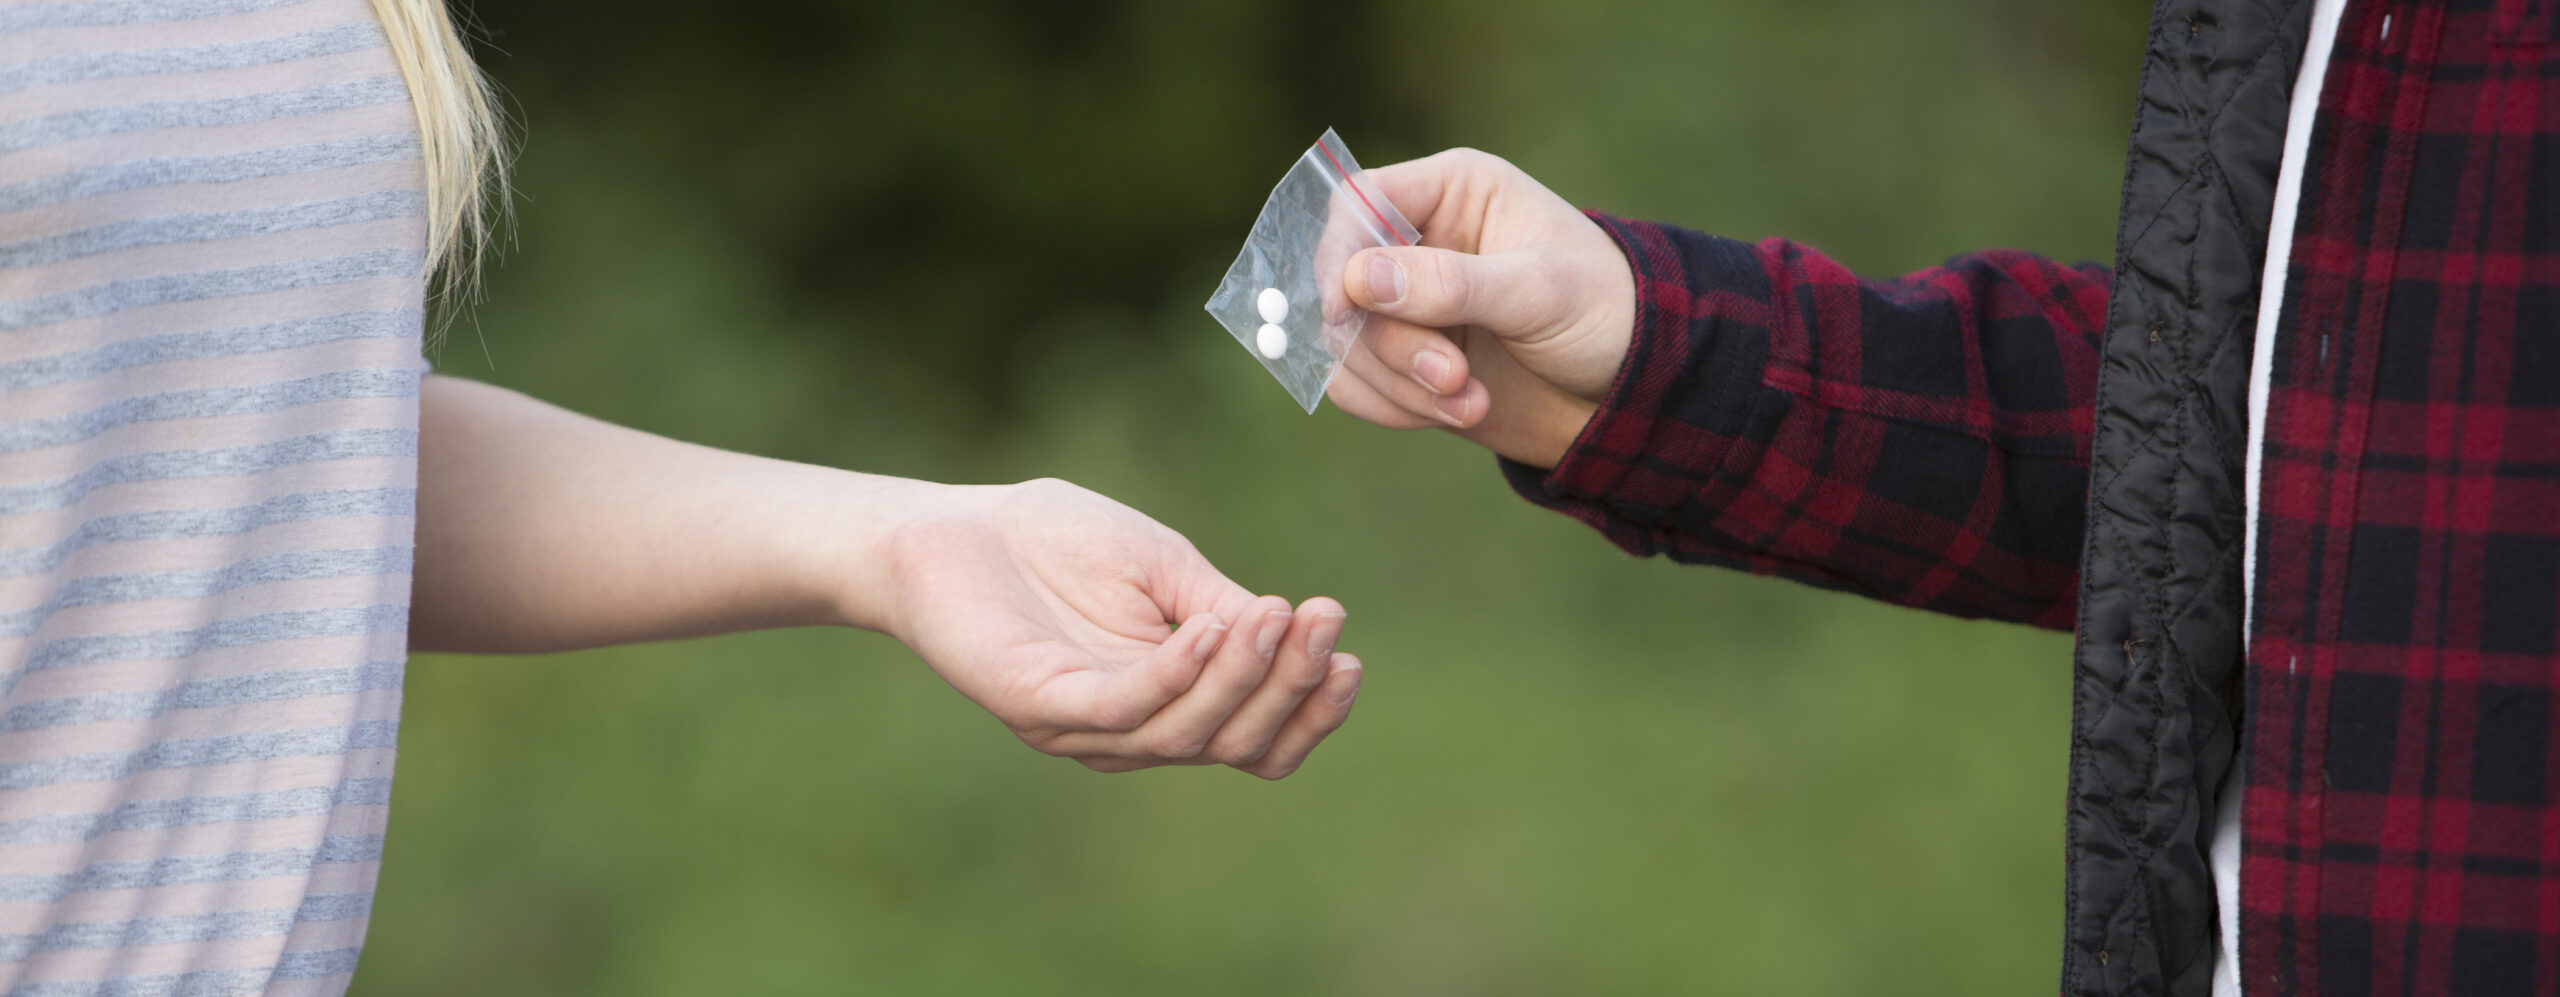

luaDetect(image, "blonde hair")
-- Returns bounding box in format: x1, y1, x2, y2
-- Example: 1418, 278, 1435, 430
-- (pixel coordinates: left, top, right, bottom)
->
366, 0, 508, 313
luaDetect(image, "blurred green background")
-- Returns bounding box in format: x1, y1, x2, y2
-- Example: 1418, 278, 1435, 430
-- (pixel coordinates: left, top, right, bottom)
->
357, 1, 2149, 993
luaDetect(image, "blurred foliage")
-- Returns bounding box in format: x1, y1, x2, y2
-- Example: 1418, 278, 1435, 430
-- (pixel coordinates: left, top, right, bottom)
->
358, 0, 2150, 994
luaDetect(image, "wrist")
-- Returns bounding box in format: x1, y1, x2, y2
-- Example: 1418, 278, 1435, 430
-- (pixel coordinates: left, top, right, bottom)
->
1486, 213, 1640, 468
810, 473, 968, 635
1474, 388, 1598, 470
1470, 370, 1609, 472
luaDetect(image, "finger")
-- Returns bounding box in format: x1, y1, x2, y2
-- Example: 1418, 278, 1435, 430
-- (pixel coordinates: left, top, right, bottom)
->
1046, 596, 1293, 761
1364, 158, 1453, 231
1132, 532, 1264, 649
1345, 245, 1568, 340
1361, 314, 1473, 397
1204, 597, 1345, 766
1340, 332, 1490, 429
1324, 364, 1442, 431
1365, 147, 1508, 234
1244, 652, 1363, 780
1026, 612, 1227, 734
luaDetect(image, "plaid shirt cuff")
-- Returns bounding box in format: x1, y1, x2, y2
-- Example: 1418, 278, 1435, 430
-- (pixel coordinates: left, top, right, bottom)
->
1498, 213, 2103, 629
1499, 212, 1773, 560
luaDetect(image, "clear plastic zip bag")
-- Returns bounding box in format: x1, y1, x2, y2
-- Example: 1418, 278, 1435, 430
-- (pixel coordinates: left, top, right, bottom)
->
1204, 129, 1422, 413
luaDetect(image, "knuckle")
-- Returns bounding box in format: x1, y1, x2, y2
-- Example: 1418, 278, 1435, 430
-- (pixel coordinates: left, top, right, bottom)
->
1014, 727, 1062, 752
1003, 477, 1091, 513
1222, 657, 1277, 693
1208, 735, 1275, 768
1446, 147, 1506, 172
1424, 252, 1474, 317
1093, 703, 1148, 734
1144, 729, 1208, 760
1149, 667, 1196, 705
1282, 667, 1328, 700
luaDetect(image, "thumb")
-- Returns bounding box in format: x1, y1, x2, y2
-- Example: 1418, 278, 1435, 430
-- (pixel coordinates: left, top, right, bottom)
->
1345, 245, 1569, 340
1144, 534, 1261, 637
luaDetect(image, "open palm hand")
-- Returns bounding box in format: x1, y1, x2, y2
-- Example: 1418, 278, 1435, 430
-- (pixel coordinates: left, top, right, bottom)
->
881, 479, 1359, 778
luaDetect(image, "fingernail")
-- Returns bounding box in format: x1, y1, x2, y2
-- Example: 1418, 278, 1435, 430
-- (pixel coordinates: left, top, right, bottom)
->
1325, 664, 1362, 705
1308, 611, 1347, 659
1366, 254, 1405, 305
1254, 609, 1291, 657
1194, 621, 1229, 661
1412, 350, 1451, 393
1432, 392, 1469, 426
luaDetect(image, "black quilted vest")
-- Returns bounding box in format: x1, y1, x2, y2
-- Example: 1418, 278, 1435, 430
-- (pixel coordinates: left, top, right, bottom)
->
2063, 1, 2316, 994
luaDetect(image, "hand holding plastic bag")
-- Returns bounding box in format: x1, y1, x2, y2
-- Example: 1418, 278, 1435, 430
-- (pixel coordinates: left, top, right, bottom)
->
1204, 130, 1421, 412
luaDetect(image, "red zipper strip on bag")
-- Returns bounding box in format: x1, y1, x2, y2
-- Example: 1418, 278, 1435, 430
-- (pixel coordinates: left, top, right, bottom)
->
1313, 139, 1411, 247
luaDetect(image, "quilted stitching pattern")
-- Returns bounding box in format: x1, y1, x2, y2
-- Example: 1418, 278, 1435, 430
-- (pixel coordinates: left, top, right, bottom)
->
2064, 1, 2315, 994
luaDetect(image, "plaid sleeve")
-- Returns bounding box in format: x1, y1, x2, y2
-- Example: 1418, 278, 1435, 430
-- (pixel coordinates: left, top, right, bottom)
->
1500, 214, 2110, 630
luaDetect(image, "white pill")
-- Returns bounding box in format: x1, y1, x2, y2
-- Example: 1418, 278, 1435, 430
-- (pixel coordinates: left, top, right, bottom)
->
1257, 287, 1290, 324
1256, 323, 1288, 359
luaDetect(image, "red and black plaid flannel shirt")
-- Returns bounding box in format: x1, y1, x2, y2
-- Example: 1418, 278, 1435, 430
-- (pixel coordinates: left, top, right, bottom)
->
1502, 1, 2560, 991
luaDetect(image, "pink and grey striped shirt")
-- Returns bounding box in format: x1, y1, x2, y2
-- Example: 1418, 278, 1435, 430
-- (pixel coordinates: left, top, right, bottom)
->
0, 0, 425, 993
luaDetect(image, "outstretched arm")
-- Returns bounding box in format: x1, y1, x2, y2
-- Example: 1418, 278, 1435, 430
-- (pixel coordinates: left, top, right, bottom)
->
1332, 150, 2109, 629
411, 375, 1360, 778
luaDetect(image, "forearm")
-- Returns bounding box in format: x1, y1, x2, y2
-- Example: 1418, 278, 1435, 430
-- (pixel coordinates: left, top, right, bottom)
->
408, 377, 1364, 776
409, 375, 912, 653
1511, 219, 2110, 628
